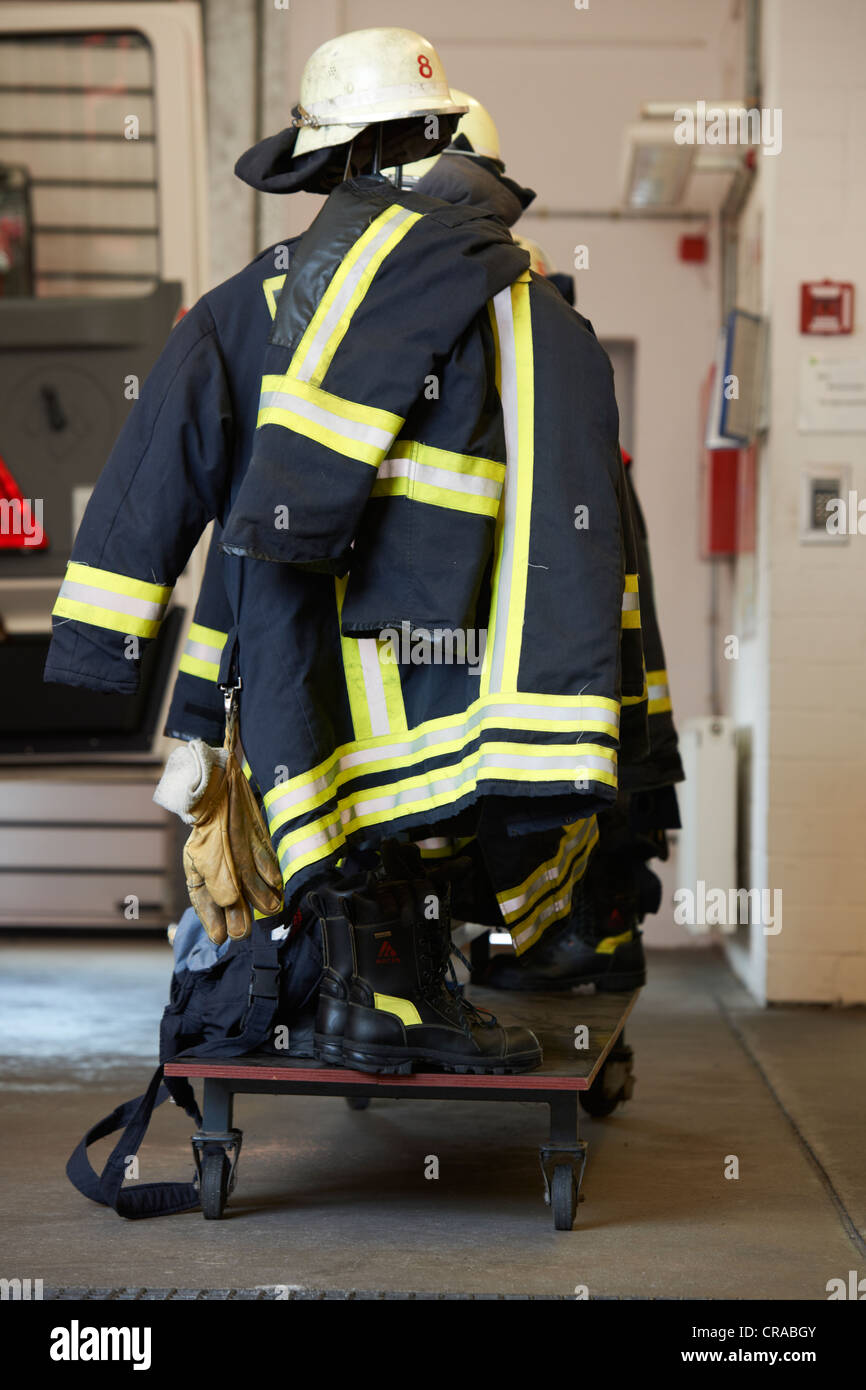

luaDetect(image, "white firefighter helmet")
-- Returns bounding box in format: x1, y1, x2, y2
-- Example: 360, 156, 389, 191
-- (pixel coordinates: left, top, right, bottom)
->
293, 28, 468, 156
386, 88, 502, 186
513, 234, 554, 277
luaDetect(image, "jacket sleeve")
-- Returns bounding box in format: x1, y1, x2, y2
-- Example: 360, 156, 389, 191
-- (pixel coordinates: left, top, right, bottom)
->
220, 185, 527, 568
44, 301, 234, 694
163, 524, 234, 743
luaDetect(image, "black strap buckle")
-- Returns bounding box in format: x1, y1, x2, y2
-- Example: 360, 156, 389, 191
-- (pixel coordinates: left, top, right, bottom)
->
248, 963, 280, 1005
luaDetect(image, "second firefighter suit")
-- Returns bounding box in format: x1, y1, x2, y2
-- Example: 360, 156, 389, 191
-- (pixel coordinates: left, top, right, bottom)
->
47, 176, 642, 950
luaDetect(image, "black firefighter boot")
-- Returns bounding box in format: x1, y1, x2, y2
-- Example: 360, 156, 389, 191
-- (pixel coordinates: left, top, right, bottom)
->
481, 827, 659, 993
311, 853, 542, 1075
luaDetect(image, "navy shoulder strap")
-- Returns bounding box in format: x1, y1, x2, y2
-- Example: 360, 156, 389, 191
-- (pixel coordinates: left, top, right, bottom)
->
66, 934, 282, 1219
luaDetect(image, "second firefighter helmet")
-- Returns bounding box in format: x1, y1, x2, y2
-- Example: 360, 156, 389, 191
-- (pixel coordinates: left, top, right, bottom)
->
387, 88, 502, 187
513, 234, 555, 277
292, 28, 468, 156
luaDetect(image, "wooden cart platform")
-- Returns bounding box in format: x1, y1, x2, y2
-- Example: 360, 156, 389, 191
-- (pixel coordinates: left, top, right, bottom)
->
165, 986, 639, 1230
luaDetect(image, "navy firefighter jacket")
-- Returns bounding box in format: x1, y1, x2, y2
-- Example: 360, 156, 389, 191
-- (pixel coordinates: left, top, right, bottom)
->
45, 176, 640, 927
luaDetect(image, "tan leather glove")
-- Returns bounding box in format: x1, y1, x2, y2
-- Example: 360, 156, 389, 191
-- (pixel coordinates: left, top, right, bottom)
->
183, 754, 283, 944
155, 737, 283, 944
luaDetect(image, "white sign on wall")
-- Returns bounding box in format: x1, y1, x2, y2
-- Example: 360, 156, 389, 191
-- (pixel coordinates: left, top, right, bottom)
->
798, 354, 866, 433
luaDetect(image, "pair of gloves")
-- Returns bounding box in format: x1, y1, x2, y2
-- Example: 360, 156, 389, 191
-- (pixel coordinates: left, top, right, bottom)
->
154, 737, 283, 943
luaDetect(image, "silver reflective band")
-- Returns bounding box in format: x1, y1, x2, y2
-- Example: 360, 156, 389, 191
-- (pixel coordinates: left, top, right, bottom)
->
268, 768, 337, 824
184, 639, 222, 665
487, 285, 519, 693
344, 750, 613, 823
621, 591, 640, 611
278, 818, 343, 868
259, 390, 393, 454
357, 638, 392, 738
58, 579, 165, 622
498, 823, 595, 919
512, 888, 573, 948
377, 455, 503, 501
294, 208, 419, 384
267, 699, 619, 827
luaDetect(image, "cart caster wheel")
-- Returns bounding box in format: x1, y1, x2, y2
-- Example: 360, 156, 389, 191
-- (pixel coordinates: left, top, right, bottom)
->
551, 1164, 578, 1231
200, 1150, 230, 1220
579, 1045, 634, 1118
345, 1096, 370, 1111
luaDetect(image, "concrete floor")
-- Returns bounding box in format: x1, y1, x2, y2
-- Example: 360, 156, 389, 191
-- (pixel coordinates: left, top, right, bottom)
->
0, 940, 863, 1299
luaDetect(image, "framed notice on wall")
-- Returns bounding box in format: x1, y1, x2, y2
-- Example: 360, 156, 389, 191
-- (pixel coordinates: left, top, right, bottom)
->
798, 355, 866, 433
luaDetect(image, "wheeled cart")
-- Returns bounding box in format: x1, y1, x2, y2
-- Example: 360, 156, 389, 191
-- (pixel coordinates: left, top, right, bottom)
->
165, 985, 639, 1230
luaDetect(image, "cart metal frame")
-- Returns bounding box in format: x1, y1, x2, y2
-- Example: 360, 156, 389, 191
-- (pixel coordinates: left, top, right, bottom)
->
167, 985, 639, 1229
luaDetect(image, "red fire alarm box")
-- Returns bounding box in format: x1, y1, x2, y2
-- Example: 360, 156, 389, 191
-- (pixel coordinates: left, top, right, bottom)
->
701, 449, 739, 556
800, 280, 854, 334
699, 365, 739, 557
679, 234, 708, 263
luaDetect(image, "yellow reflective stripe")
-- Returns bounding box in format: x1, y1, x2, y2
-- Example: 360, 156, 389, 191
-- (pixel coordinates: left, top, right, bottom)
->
373, 992, 422, 1027
380, 649, 408, 736
266, 722, 619, 834
64, 562, 170, 604
274, 743, 617, 879
309, 209, 421, 386
371, 474, 500, 519
482, 279, 534, 695
372, 439, 505, 518
260, 376, 402, 436
291, 205, 422, 386
189, 622, 227, 648
178, 621, 227, 682
647, 667, 673, 714
289, 205, 405, 379
389, 439, 505, 485
595, 928, 633, 955
258, 376, 402, 469
622, 573, 641, 628
336, 578, 407, 742
263, 694, 620, 822
53, 597, 161, 639
513, 892, 573, 955
504, 280, 534, 691
179, 653, 219, 681
262, 273, 287, 321
511, 823, 599, 954
256, 407, 384, 468
496, 817, 597, 923
336, 575, 372, 740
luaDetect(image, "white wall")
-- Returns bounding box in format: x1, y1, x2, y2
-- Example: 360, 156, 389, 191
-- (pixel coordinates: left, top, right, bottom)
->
726, 0, 866, 1002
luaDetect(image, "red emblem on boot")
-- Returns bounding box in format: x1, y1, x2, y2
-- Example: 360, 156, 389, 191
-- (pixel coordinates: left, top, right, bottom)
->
376, 939, 400, 964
